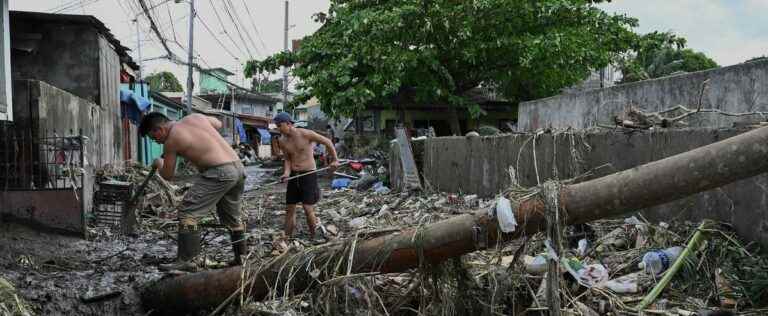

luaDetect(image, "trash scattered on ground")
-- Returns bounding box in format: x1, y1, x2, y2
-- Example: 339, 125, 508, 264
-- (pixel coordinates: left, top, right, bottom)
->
4, 159, 768, 315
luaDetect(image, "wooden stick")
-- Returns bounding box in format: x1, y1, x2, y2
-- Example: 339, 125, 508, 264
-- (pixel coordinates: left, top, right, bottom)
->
246, 161, 352, 191
636, 220, 712, 311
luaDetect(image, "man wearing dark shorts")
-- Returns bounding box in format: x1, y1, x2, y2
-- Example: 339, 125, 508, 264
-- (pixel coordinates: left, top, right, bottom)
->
274, 112, 339, 240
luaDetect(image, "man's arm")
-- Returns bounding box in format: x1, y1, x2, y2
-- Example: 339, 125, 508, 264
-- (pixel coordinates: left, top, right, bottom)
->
308, 130, 338, 164
278, 141, 292, 182
153, 148, 178, 180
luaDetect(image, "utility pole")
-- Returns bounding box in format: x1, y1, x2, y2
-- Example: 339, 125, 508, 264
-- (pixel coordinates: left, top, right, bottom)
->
283, 0, 289, 117
185, 0, 195, 114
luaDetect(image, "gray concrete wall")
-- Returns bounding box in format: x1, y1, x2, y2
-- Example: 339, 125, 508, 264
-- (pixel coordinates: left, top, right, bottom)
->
10, 20, 101, 105
0, 0, 10, 120
518, 60, 768, 131
13, 79, 122, 168
404, 128, 768, 245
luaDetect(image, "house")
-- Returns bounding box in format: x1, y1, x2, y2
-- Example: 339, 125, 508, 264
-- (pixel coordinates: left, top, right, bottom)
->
162, 91, 212, 111
350, 87, 517, 137
196, 67, 278, 118
1, 10, 137, 235
120, 81, 150, 162
9, 10, 138, 167
264, 91, 292, 114
199, 67, 234, 95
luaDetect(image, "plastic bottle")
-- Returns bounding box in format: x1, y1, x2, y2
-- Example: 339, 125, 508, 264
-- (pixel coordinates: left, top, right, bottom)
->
524, 255, 548, 274
638, 246, 684, 275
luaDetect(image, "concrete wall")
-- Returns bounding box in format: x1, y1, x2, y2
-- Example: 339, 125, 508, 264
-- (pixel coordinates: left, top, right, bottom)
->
0, 0, 10, 120
10, 20, 101, 105
518, 60, 768, 131
13, 79, 123, 169
404, 128, 768, 245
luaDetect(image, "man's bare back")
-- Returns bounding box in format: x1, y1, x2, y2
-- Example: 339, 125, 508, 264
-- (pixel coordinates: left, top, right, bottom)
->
164, 114, 238, 170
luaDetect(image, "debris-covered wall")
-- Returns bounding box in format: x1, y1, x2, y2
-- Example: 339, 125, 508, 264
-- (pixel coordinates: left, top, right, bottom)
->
409, 128, 768, 245
518, 59, 768, 131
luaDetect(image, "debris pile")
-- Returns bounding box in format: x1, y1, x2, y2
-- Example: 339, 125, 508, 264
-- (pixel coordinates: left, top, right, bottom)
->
232, 195, 768, 316
94, 163, 188, 227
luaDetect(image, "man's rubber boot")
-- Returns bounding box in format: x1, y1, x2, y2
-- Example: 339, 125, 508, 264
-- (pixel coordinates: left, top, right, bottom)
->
230, 230, 248, 266
159, 225, 201, 272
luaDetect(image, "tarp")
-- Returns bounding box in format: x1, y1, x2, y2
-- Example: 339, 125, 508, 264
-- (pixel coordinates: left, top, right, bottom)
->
120, 89, 151, 123
257, 128, 271, 145
235, 118, 248, 144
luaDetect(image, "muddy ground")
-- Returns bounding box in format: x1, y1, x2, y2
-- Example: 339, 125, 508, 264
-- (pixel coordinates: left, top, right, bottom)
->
0, 164, 342, 316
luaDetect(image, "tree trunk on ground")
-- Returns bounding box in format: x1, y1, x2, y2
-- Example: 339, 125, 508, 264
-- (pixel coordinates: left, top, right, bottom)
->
448, 107, 462, 135
141, 126, 768, 314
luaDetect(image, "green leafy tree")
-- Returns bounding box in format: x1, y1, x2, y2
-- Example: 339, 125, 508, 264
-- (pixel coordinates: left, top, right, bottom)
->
251, 77, 283, 94
618, 31, 718, 83
245, 0, 640, 133
145, 71, 183, 92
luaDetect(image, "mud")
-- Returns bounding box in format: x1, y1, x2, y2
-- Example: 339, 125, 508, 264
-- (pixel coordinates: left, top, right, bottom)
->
0, 162, 359, 315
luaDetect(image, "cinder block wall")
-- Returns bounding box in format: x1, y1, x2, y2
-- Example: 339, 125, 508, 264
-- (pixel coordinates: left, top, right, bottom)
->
395, 128, 768, 245
518, 60, 768, 131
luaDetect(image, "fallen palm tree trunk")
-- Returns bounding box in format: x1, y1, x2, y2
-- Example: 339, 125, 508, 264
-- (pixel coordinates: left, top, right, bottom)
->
141, 126, 768, 314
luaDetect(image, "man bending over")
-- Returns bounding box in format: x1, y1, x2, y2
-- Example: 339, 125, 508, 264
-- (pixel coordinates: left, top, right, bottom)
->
139, 112, 247, 271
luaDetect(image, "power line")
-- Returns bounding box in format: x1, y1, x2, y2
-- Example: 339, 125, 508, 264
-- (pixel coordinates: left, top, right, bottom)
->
240, 0, 269, 53
197, 14, 241, 62
166, 3, 180, 43
220, 0, 254, 58
135, 0, 256, 96
224, 0, 260, 56
50, 0, 101, 13
208, 0, 250, 59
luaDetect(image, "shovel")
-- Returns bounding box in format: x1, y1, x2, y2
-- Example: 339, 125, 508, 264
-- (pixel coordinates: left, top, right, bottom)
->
122, 165, 157, 235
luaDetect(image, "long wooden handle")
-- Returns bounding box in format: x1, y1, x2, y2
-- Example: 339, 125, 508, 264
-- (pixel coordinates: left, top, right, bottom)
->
253, 161, 352, 190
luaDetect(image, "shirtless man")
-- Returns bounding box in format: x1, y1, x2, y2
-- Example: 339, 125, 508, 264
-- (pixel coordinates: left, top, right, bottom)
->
274, 112, 339, 240
139, 112, 247, 271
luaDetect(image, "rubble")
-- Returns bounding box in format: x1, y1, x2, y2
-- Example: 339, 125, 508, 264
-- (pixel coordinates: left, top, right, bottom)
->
4, 126, 768, 315
142, 126, 768, 314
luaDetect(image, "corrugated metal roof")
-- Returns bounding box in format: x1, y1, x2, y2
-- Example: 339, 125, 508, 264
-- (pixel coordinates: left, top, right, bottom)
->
10, 10, 139, 70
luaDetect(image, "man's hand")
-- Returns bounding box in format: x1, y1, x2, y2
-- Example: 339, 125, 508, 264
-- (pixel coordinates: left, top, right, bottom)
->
152, 158, 164, 170
329, 159, 341, 172
280, 173, 290, 183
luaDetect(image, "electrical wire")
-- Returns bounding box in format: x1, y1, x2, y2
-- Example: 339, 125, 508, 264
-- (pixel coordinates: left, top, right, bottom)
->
220, 0, 254, 58
240, 0, 269, 53
208, 0, 250, 59
224, 0, 260, 56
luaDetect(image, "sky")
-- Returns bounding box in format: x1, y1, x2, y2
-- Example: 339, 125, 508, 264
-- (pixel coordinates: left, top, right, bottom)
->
9, 1, 768, 92
10, 0, 332, 92
600, 0, 768, 66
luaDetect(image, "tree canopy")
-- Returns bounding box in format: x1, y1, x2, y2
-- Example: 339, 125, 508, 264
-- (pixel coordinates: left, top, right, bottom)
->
145, 71, 183, 92
245, 0, 642, 119
251, 77, 283, 94
618, 31, 718, 83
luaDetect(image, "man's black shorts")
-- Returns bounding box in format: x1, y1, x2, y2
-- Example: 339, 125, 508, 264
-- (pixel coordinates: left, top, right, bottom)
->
286, 170, 320, 205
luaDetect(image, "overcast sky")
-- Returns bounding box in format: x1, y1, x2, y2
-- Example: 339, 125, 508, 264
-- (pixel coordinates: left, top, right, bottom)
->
10, 0, 332, 91
9, 1, 768, 92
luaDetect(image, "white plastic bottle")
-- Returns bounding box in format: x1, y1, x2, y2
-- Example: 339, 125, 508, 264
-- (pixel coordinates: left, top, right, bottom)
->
638, 246, 684, 275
